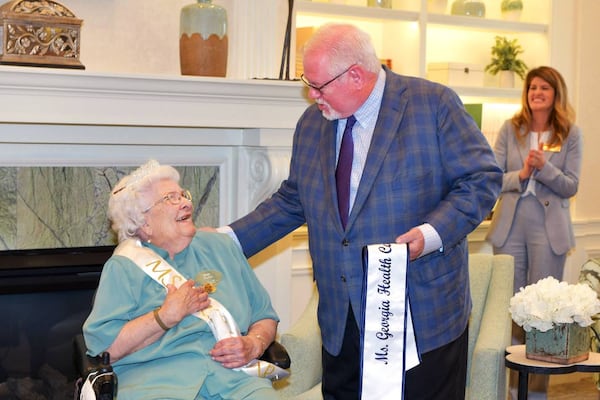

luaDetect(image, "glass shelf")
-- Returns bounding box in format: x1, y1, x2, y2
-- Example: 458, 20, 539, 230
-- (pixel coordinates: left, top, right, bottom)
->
293, 0, 550, 107
296, 1, 419, 21
427, 14, 548, 34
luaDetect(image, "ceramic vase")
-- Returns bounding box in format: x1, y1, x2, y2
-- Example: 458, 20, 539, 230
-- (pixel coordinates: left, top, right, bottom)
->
501, 9, 522, 21
368, 0, 391, 8
451, 0, 485, 17
179, 0, 228, 77
501, 0, 523, 21
427, 0, 448, 13
525, 324, 590, 365
498, 70, 515, 88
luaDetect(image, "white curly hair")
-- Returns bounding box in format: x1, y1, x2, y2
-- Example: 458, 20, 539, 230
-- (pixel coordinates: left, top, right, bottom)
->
108, 160, 180, 243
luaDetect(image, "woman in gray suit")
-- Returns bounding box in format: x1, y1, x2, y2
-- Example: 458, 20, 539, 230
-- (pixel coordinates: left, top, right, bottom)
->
487, 66, 582, 293
486, 66, 582, 397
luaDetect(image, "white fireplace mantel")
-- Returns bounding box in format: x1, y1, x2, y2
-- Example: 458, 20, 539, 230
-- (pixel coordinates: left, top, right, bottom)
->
0, 67, 307, 131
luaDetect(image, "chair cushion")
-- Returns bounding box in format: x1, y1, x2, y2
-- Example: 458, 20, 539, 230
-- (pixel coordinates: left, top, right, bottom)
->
467, 253, 494, 373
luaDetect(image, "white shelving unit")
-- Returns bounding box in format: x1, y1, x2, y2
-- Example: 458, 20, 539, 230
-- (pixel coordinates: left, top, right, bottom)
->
292, 0, 553, 143
293, 0, 551, 103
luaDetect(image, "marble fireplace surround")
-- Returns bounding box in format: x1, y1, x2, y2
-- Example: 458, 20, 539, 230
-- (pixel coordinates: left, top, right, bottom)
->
0, 67, 309, 330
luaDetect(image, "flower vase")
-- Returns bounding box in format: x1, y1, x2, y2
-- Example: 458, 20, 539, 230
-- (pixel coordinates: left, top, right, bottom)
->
179, 0, 228, 77
451, 0, 485, 17
498, 70, 515, 88
427, 0, 448, 13
501, 9, 522, 21
526, 323, 590, 364
501, 0, 523, 21
368, 0, 391, 8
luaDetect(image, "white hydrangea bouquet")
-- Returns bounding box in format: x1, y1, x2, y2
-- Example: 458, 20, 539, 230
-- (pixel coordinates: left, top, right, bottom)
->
509, 277, 600, 332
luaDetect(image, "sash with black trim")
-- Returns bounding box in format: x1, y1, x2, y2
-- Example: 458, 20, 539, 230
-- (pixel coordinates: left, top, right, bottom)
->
361, 243, 420, 399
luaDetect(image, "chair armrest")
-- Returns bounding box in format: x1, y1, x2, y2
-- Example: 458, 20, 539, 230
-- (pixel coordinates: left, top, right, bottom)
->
275, 287, 322, 396
73, 334, 117, 400
260, 340, 291, 369
74, 333, 106, 377
468, 255, 514, 400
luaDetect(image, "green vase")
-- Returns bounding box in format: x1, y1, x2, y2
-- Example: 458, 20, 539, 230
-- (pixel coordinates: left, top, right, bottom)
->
368, 0, 392, 8
525, 324, 590, 365
179, 0, 228, 77
451, 0, 486, 17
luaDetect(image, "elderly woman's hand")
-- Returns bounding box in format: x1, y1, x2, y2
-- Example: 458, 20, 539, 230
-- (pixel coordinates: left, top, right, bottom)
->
159, 279, 210, 329
209, 336, 264, 369
209, 319, 277, 368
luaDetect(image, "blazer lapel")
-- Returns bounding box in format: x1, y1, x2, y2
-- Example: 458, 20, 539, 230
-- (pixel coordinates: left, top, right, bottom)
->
518, 127, 529, 165
346, 74, 408, 230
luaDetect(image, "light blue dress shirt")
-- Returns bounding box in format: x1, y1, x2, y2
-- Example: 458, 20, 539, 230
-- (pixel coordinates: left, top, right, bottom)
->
337, 68, 442, 255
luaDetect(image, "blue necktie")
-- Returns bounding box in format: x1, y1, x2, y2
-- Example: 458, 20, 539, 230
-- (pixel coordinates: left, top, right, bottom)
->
336, 115, 356, 229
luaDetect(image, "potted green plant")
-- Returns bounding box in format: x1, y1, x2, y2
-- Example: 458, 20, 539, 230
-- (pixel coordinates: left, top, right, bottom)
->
501, 0, 523, 12
501, 0, 523, 20
484, 35, 528, 87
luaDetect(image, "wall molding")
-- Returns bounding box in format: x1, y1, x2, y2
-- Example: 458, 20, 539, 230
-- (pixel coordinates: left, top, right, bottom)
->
0, 68, 307, 129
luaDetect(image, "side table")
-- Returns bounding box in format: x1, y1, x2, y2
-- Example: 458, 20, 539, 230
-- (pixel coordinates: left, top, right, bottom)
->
505, 344, 600, 400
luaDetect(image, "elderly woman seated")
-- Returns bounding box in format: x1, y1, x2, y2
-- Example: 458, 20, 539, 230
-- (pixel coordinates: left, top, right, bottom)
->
83, 160, 281, 400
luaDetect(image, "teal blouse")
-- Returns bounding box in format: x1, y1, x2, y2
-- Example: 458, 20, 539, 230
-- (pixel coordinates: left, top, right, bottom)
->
83, 231, 279, 399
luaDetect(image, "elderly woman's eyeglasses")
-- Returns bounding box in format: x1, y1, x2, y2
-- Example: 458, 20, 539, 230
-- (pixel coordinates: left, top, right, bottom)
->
143, 190, 192, 213
300, 64, 356, 94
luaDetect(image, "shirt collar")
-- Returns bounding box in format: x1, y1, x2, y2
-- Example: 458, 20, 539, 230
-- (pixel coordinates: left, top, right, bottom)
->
352, 67, 386, 129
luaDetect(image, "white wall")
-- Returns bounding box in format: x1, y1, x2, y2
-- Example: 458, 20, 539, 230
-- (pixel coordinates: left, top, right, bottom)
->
63, 0, 288, 80
573, 0, 600, 222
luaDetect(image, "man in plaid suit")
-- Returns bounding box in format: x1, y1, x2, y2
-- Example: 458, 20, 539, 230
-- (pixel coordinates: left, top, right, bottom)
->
223, 23, 502, 399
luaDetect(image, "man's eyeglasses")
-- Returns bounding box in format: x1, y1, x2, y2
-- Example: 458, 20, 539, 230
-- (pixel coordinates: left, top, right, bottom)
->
300, 64, 356, 94
143, 190, 192, 213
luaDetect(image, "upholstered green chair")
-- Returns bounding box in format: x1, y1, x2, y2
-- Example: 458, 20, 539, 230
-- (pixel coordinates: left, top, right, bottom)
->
274, 253, 515, 400
578, 258, 600, 390
466, 253, 514, 400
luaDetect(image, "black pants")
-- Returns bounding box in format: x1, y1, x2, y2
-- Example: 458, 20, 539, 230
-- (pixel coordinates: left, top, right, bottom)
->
322, 311, 468, 400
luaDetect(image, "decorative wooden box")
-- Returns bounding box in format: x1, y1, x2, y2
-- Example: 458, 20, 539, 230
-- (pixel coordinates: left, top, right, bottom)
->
526, 323, 590, 365
426, 62, 484, 87
0, 0, 84, 69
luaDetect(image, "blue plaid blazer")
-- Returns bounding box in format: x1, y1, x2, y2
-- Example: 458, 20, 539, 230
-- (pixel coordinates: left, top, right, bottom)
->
231, 67, 502, 356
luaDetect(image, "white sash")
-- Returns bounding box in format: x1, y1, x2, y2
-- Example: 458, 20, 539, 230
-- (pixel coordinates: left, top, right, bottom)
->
361, 243, 420, 399
114, 239, 289, 380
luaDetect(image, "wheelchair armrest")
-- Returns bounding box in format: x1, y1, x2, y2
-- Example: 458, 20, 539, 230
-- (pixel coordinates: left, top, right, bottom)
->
73, 333, 117, 400
74, 333, 107, 376
259, 340, 291, 369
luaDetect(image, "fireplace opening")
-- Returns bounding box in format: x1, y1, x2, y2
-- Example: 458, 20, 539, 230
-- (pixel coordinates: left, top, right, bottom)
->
0, 245, 114, 399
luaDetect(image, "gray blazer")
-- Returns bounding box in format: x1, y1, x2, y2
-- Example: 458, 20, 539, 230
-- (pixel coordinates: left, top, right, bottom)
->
486, 120, 582, 255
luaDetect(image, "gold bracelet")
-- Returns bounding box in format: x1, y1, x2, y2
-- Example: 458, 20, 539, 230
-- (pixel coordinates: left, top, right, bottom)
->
153, 307, 170, 331
253, 333, 267, 354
